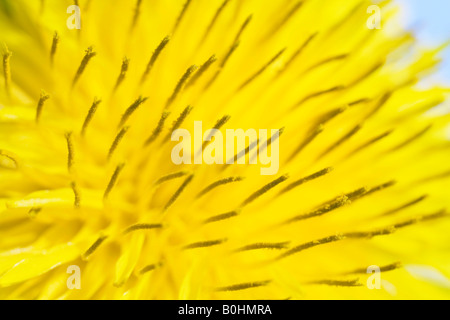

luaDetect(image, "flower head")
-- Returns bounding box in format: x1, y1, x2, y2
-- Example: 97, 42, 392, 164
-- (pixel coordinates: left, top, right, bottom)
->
0, 0, 449, 299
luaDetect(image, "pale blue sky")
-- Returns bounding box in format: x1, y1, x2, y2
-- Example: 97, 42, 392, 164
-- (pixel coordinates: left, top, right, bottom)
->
396, 0, 450, 85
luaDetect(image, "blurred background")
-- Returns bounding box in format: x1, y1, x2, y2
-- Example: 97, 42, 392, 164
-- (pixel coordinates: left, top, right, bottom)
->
396, 0, 450, 86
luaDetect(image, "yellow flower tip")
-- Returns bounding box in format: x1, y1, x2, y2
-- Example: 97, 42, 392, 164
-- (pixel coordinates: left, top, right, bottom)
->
0, 149, 19, 170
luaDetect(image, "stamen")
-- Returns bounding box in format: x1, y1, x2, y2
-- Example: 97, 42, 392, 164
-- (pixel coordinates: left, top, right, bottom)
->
197, 177, 244, 198
81, 97, 102, 136
144, 112, 170, 146
232, 15, 253, 44
235, 242, 290, 252
389, 125, 432, 152
307, 279, 362, 287
293, 86, 345, 109
113, 57, 130, 91
348, 98, 371, 107
0, 150, 19, 169
139, 263, 162, 275
201, 115, 231, 151
186, 55, 217, 88
345, 262, 402, 275
393, 210, 446, 229
35, 90, 50, 123
319, 124, 362, 158
252, 128, 284, 161
365, 180, 396, 196
183, 238, 226, 250
288, 125, 323, 161
104, 163, 125, 200
154, 171, 189, 185
123, 223, 163, 234
349, 130, 393, 156
163, 105, 193, 142
350, 62, 384, 87
82, 235, 108, 260
365, 92, 392, 120
203, 14, 251, 90
118, 96, 148, 128
280, 167, 333, 195
347, 210, 447, 239
108, 126, 129, 161
203, 211, 239, 224
165, 65, 198, 109
130, 0, 143, 30
227, 138, 259, 165
65, 132, 74, 172
50, 31, 59, 66
163, 174, 194, 211
172, 0, 192, 35
237, 48, 286, 91
71, 181, 80, 208
276, 235, 345, 260
200, 0, 230, 43
285, 196, 349, 224
241, 175, 288, 207
317, 187, 367, 208
220, 41, 240, 69
281, 32, 318, 73
141, 36, 170, 83
268, 1, 304, 36
316, 106, 348, 125
72, 47, 96, 87
2, 45, 11, 95
205, 41, 240, 89
304, 54, 348, 73
344, 187, 369, 201
215, 280, 271, 292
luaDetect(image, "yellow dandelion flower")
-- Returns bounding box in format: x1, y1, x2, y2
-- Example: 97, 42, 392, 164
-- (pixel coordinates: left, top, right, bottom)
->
0, 0, 450, 300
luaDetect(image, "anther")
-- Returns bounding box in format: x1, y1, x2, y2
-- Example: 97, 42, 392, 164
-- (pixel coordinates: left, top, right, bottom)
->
113, 57, 130, 91
50, 31, 59, 66
35, 90, 50, 123
108, 126, 129, 161
130, 0, 143, 31
144, 112, 170, 146
123, 223, 163, 234
104, 163, 125, 200
81, 97, 102, 136
241, 175, 288, 207
215, 280, 271, 292
141, 36, 170, 83
200, 0, 230, 43
65, 132, 74, 172
197, 177, 244, 198
172, 0, 192, 35
237, 48, 286, 92
71, 181, 80, 208
154, 171, 189, 186
183, 238, 227, 250
2, 45, 11, 95
280, 167, 333, 195
82, 235, 108, 260
163, 174, 194, 211
186, 55, 217, 88
118, 96, 148, 128
163, 105, 193, 143
72, 47, 96, 87
165, 65, 198, 109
